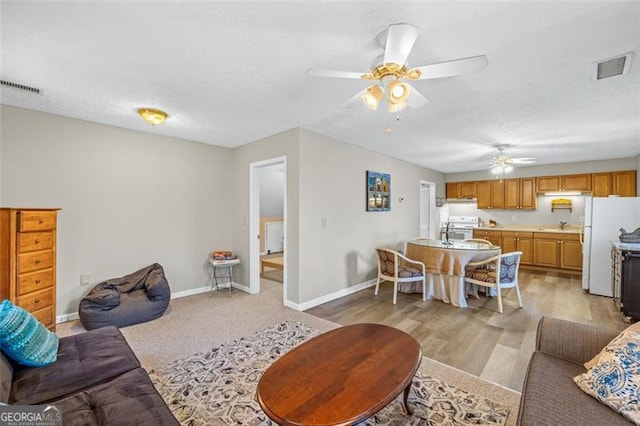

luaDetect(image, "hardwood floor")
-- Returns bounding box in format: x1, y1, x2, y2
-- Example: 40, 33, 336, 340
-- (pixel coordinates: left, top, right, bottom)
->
305, 269, 627, 392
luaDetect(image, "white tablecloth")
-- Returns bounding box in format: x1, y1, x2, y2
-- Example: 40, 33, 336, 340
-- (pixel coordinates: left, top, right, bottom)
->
401, 241, 500, 307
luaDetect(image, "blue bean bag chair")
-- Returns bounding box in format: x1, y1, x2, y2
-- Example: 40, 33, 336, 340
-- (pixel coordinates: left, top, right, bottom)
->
79, 263, 171, 330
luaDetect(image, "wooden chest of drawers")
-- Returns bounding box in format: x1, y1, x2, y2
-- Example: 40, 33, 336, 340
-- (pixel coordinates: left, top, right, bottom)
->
1, 208, 59, 330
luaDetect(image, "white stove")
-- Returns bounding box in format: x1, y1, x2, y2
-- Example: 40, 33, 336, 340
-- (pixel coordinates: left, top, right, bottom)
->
441, 216, 479, 241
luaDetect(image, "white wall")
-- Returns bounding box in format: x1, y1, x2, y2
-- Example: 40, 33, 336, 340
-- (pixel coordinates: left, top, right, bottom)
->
637, 154, 640, 189
231, 129, 300, 303
0, 106, 234, 316
297, 130, 445, 304
258, 165, 284, 217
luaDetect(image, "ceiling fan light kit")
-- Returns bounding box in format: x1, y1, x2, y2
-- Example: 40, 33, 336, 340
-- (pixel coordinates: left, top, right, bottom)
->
361, 85, 384, 110
488, 146, 535, 180
306, 22, 489, 129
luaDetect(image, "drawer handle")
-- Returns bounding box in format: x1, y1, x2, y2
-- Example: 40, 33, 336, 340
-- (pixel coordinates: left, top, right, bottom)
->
34, 299, 40, 304
35, 259, 41, 264
35, 239, 40, 244
38, 220, 44, 224
35, 279, 41, 284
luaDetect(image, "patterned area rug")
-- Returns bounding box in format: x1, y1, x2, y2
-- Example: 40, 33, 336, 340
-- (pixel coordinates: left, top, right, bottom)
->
149, 321, 510, 425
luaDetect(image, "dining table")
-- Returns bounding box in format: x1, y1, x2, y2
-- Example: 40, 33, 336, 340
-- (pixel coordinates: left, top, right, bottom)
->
403, 238, 501, 307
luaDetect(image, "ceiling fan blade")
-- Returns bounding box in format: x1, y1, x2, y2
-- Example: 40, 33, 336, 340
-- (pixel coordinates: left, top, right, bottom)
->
383, 23, 419, 66
306, 68, 366, 79
511, 158, 536, 164
406, 84, 429, 109
412, 55, 488, 80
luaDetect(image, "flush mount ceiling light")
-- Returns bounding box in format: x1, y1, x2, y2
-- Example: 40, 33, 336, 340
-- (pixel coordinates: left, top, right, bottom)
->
137, 108, 168, 125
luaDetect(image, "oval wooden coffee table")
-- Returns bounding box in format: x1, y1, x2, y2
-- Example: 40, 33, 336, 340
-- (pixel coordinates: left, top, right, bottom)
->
256, 323, 422, 425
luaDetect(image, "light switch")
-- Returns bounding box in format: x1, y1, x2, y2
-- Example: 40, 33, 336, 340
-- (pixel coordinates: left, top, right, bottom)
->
321, 218, 327, 228
80, 274, 90, 286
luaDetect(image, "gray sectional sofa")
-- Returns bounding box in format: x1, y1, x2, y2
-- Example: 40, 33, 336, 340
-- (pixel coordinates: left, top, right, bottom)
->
1, 326, 177, 425
517, 316, 632, 425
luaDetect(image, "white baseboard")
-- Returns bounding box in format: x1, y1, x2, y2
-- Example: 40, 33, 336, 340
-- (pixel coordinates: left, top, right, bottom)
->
171, 285, 211, 299
284, 278, 377, 311
57, 280, 373, 323
56, 283, 242, 324
57, 312, 80, 323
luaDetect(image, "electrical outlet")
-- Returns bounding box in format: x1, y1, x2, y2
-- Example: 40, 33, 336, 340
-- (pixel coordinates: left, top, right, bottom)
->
511, 215, 517, 222
80, 274, 90, 286
321, 218, 327, 229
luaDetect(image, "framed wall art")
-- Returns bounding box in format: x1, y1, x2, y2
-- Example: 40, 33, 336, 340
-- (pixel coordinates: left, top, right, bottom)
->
366, 170, 390, 212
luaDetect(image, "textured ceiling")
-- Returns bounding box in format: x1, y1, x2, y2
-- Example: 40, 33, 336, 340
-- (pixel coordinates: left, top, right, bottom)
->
1, 1, 639, 173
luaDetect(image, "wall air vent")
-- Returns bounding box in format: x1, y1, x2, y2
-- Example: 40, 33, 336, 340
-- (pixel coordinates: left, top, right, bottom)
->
0, 79, 41, 95
593, 52, 633, 80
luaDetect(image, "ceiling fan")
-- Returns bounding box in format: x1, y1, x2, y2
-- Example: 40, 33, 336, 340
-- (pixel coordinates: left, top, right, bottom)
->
489, 145, 536, 178
306, 23, 489, 114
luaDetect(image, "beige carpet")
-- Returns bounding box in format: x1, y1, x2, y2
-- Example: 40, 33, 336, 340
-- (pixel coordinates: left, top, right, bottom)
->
57, 279, 521, 425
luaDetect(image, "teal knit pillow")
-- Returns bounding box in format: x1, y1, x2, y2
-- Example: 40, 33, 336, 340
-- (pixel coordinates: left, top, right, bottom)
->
0, 300, 59, 367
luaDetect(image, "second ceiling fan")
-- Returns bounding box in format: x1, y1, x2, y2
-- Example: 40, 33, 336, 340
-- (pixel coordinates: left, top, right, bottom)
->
307, 23, 489, 113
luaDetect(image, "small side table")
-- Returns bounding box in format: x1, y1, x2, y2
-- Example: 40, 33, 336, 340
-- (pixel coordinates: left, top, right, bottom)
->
209, 258, 240, 295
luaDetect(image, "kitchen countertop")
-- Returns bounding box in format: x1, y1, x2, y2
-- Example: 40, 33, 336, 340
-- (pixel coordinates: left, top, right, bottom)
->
475, 225, 581, 234
612, 241, 640, 251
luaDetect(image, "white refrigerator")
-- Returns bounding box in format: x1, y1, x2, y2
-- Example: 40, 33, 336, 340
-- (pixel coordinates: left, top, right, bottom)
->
582, 196, 640, 296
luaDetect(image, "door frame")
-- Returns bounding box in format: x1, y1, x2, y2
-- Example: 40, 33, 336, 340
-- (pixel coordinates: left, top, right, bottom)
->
420, 180, 437, 239
249, 156, 287, 303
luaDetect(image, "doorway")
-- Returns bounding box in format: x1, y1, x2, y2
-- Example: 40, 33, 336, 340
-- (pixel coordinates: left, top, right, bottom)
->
249, 156, 286, 303
420, 181, 436, 238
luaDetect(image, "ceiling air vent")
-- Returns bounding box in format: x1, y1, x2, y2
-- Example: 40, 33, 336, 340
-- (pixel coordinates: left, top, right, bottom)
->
593, 52, 633, 80
0, 79, 41, 95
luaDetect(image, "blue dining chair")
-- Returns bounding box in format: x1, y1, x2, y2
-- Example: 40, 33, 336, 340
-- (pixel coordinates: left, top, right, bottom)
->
464, 251, 523, 314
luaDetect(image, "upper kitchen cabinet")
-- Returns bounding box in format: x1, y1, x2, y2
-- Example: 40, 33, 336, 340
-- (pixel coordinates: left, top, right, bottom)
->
536, 174, 591, 193
504, 178, 536, 210
591, 172, 613, 197
613, 170, 637, 196
446, 181, 477, 199
591, 170, 637, 197
477, 180, 504, 209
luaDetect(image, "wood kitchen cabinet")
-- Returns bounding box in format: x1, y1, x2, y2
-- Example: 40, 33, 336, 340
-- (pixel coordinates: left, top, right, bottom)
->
476, 180, 505, 209
533, 232, 582, 271
0, 208, 59, 330
504, 178, 536, 210
591, 172, 613, 197
446, 181, 477, 199
473, 229, 502, 248
501, 231, 533, 264
536, 174, 591, 193
591, 170, 636, 197
613, 170, 637, 196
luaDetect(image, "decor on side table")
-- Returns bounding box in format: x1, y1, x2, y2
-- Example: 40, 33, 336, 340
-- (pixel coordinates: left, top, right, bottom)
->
367, 170, 391, 212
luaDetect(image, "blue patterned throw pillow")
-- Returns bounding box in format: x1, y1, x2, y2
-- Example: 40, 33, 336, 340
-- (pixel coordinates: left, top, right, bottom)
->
0, 300, 59, 367
574, 329, 640, 424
